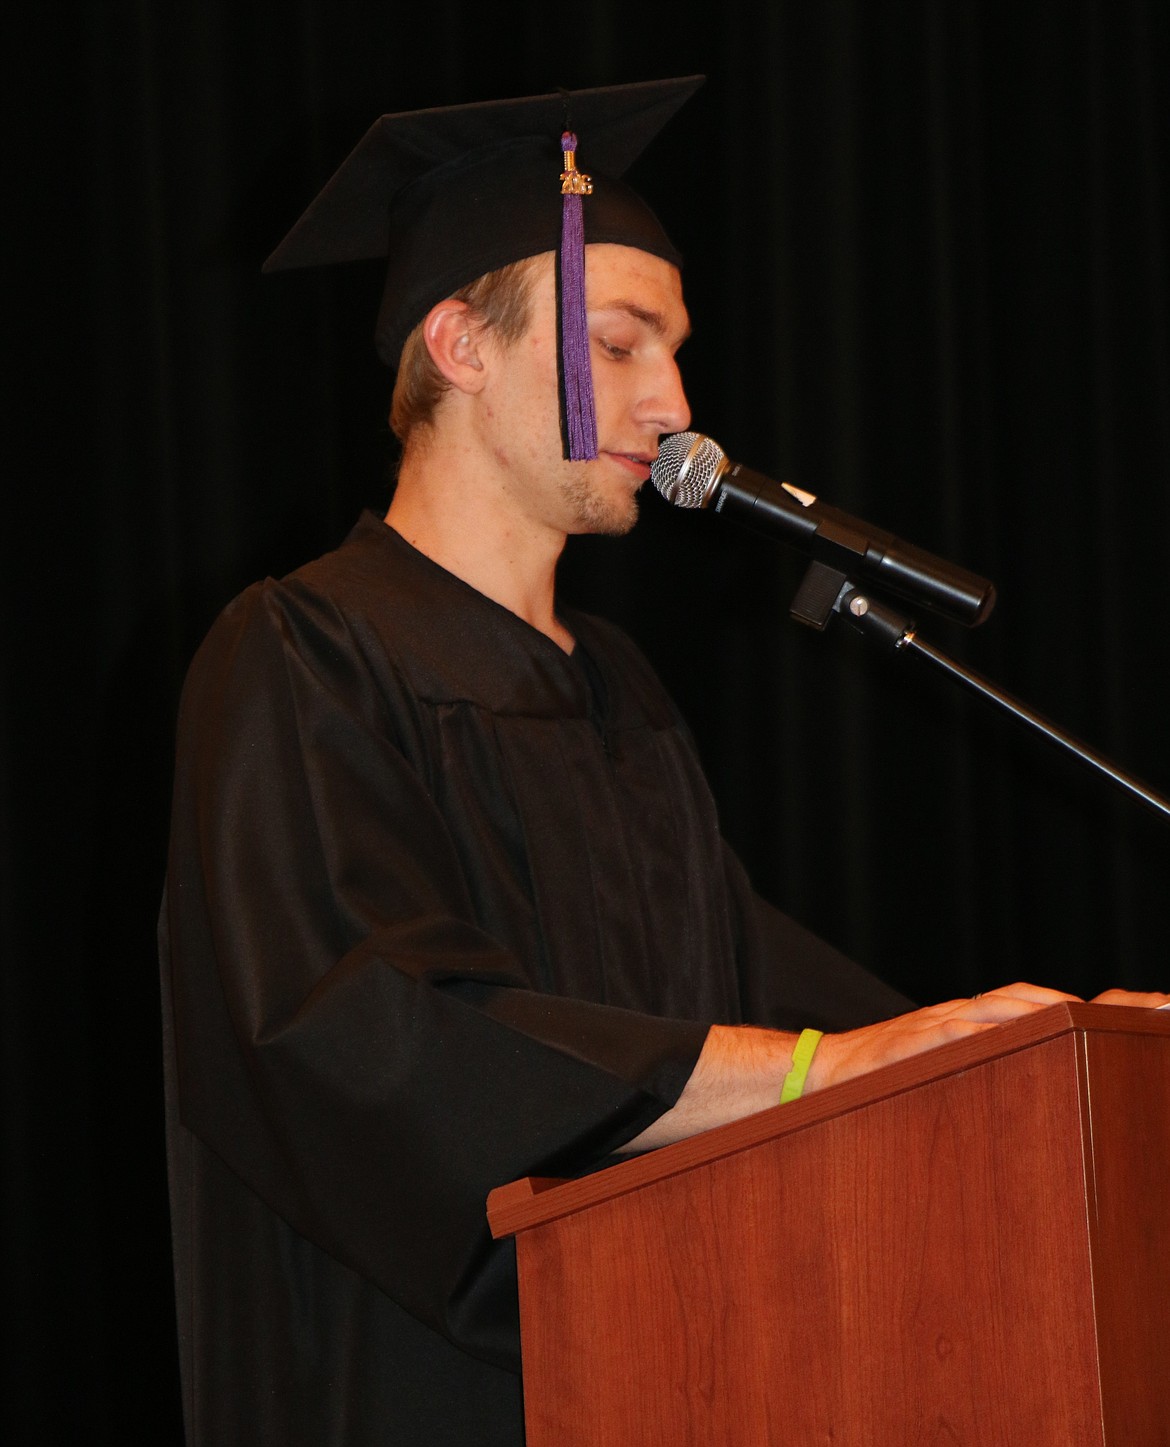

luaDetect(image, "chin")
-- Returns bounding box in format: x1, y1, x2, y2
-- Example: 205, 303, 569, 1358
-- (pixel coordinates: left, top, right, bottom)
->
561, 475, 641, 537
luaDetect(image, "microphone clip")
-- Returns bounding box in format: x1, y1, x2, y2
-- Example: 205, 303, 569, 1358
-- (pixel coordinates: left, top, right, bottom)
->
790, 560, 914, 652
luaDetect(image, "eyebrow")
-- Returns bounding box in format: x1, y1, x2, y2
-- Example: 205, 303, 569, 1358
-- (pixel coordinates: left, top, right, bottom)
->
593, 298, 692, 346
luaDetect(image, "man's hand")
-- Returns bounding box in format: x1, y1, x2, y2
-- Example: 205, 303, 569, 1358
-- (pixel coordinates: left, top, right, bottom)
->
624, 983, 1168, 1153
810, 981, 1083, 1092
1089, 988, 1170, 1008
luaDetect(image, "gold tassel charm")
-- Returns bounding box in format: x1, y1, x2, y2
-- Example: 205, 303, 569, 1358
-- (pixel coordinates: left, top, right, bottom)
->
560, 140, 593, 197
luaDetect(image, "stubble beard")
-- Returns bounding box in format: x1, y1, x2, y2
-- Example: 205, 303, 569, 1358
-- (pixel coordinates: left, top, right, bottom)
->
558, 469, 641, 537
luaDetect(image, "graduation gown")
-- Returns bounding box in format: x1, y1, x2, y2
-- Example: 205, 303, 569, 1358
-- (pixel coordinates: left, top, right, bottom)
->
160, 511, 909, 1446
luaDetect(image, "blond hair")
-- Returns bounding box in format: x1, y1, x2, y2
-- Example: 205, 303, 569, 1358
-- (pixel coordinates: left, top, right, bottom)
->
389, 256, 541, 445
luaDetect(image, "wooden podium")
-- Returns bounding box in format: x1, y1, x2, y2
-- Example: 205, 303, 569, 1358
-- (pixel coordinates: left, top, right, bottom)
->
488, 1005, 1170, 1445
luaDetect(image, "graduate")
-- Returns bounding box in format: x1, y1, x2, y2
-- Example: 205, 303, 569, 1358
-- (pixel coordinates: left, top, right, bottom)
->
160, 78, 1167, 1446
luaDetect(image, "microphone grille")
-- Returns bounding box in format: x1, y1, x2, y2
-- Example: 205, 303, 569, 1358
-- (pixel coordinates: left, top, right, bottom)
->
651, 431, 727, 509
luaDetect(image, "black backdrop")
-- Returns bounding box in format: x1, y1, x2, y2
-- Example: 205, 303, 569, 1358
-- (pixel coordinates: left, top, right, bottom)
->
6, 1, 1169, 1440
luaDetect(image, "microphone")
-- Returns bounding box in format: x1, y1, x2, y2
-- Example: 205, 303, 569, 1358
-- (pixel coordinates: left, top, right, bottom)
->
651, 432, 996, 628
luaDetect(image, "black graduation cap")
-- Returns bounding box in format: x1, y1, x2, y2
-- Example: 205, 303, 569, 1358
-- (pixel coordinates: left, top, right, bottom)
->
263, 78, 703, 457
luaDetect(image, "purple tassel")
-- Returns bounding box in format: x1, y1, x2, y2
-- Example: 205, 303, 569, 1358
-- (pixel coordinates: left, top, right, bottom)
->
559, 131, 598, 461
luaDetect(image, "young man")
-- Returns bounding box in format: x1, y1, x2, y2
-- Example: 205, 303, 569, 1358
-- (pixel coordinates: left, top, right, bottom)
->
161, 80, 1166, 1446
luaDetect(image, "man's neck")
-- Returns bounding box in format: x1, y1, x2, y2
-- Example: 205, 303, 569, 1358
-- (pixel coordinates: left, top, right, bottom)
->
386, 436, 575, 653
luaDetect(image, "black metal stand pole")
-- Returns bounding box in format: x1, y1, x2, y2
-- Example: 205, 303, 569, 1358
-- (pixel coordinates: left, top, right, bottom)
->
794, 566, 1170, 826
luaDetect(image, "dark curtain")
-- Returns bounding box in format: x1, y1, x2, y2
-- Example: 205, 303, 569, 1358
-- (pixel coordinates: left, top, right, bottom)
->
6, 1, 1168, 1439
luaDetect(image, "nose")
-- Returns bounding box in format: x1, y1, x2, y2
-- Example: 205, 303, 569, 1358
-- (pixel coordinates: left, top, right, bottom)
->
647, 355, 691, 437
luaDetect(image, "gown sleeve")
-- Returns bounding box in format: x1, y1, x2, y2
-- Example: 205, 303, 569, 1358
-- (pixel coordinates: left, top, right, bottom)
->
164, 579, 709, 1369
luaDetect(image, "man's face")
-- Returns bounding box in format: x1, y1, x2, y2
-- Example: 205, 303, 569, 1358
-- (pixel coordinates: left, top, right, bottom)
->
475, 244, 692, 538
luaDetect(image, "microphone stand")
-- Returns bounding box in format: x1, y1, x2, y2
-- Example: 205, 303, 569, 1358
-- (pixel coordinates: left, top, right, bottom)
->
789, 560, 1170, 825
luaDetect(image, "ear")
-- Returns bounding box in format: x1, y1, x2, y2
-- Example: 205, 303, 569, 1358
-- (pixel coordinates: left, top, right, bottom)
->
422, 299, 487, 394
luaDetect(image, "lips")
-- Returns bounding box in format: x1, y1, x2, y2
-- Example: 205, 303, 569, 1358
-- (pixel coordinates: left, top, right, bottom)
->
604, 451, 656, 480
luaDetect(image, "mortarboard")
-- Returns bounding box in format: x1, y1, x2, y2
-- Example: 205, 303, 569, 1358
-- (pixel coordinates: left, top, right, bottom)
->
263, 77, 704, 459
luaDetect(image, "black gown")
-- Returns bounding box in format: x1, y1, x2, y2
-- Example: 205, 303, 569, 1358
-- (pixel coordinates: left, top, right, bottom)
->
160, 511, 909, 1446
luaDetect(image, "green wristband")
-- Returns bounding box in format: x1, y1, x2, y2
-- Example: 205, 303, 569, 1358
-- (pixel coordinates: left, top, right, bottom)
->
779, 1028, 823, 1104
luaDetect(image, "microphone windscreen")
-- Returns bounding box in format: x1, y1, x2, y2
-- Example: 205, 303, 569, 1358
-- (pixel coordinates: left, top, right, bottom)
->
651, 432, 726, 507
